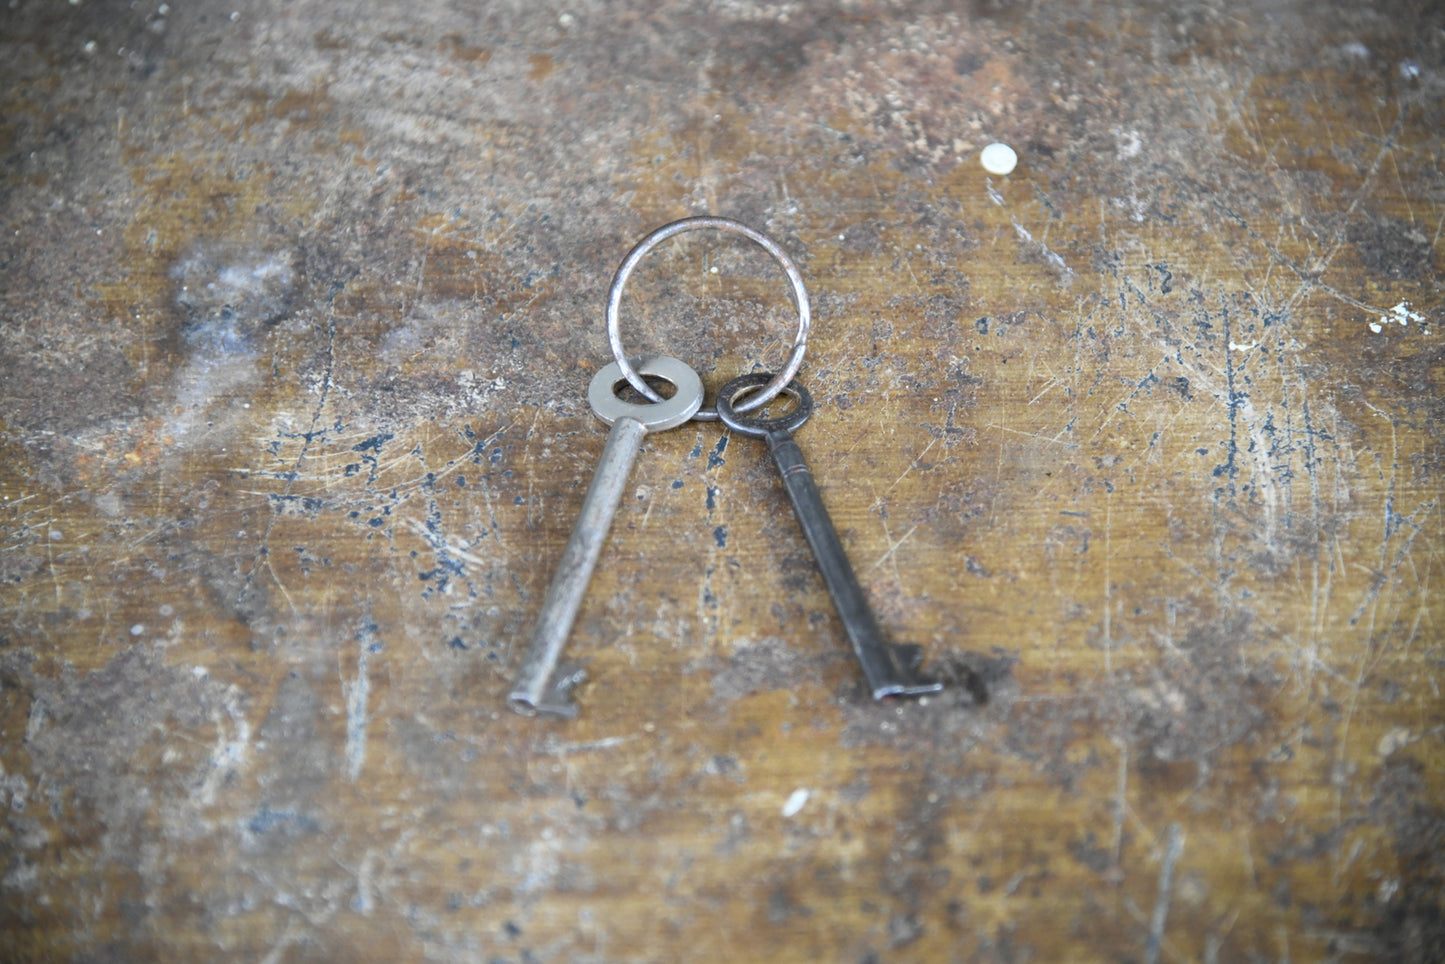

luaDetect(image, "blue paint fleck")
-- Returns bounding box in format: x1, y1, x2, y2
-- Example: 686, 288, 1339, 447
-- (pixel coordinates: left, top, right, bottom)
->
352, 433, 393, 453
707, 435, 728, 469
247, 806, 319, 836
713, 525, 727, 548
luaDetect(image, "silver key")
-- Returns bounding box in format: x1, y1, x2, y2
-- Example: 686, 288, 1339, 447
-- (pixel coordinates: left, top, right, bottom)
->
716, 372, 947, 701
509, 355, 704, 718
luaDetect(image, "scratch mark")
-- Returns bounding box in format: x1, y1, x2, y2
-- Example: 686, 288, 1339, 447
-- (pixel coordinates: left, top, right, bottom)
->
344, 620, 377, 783
401, 221, 441, 318
898, 243, 924, 292
868, 520, 918, 580
1240, 827, 1258, 889
521, 405, 545, 528
1335, 408, 1437, 826
392, 421, 513, 493
1145, 824, 1185, 964
259, 920, 305, 964
401, 516, 486, 571
263, 552, 300, 615
985, 422, 1076, 448
1219, 295, 1240, 500
1011, 216, 1076, 283
352, 850, 378, 916
537, 735, 634, 756
45, 523, 61, 605
1028, 374, 1066, 406
238, 308, 337, 614
1209, 104, 1406, 320
1205, 910, 1241, 964
880, 436, 938, 500
194, 685, 252, 808
1111, 736, 1128, 874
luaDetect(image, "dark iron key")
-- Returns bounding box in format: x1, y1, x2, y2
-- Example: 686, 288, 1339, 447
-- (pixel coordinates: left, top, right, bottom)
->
716, 372, 944, 700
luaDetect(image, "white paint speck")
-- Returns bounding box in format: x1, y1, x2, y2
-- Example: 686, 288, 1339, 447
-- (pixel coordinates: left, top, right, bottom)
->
980, 142, 1018, 175
1377, 726, 1416, 757
129, 624, 145, 636
781, 788, 810, 818
1116, 129, 1143, 160
1391, 302, 1423, 325
1228, 341, 1257, 352
1374, 301, 1425, 333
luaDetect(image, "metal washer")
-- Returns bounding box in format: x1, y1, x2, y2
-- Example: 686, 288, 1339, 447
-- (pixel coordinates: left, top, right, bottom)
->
588, 355, 703, 431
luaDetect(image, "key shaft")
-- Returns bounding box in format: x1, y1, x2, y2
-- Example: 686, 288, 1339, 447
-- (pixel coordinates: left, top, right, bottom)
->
717, 373, 943, 701
509, 356, 703, 718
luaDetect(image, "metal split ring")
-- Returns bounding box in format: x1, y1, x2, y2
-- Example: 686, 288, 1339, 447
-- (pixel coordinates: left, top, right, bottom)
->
606, 216, 810, 422
715, 371, 813, 439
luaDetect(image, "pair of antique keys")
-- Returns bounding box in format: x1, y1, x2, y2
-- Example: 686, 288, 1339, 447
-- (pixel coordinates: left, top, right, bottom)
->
509, 217, 944, 718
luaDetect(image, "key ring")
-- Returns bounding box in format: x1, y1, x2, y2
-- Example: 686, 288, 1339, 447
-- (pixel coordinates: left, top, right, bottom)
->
606, 215, 811, 422
714, 371, 813, 439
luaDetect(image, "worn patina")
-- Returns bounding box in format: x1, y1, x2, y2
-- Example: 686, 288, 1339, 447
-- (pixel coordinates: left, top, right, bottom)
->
2, 0, 1442, 960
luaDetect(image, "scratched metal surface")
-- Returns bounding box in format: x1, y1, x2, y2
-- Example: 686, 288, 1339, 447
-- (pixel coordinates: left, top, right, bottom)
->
2, 0, 1442, 960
